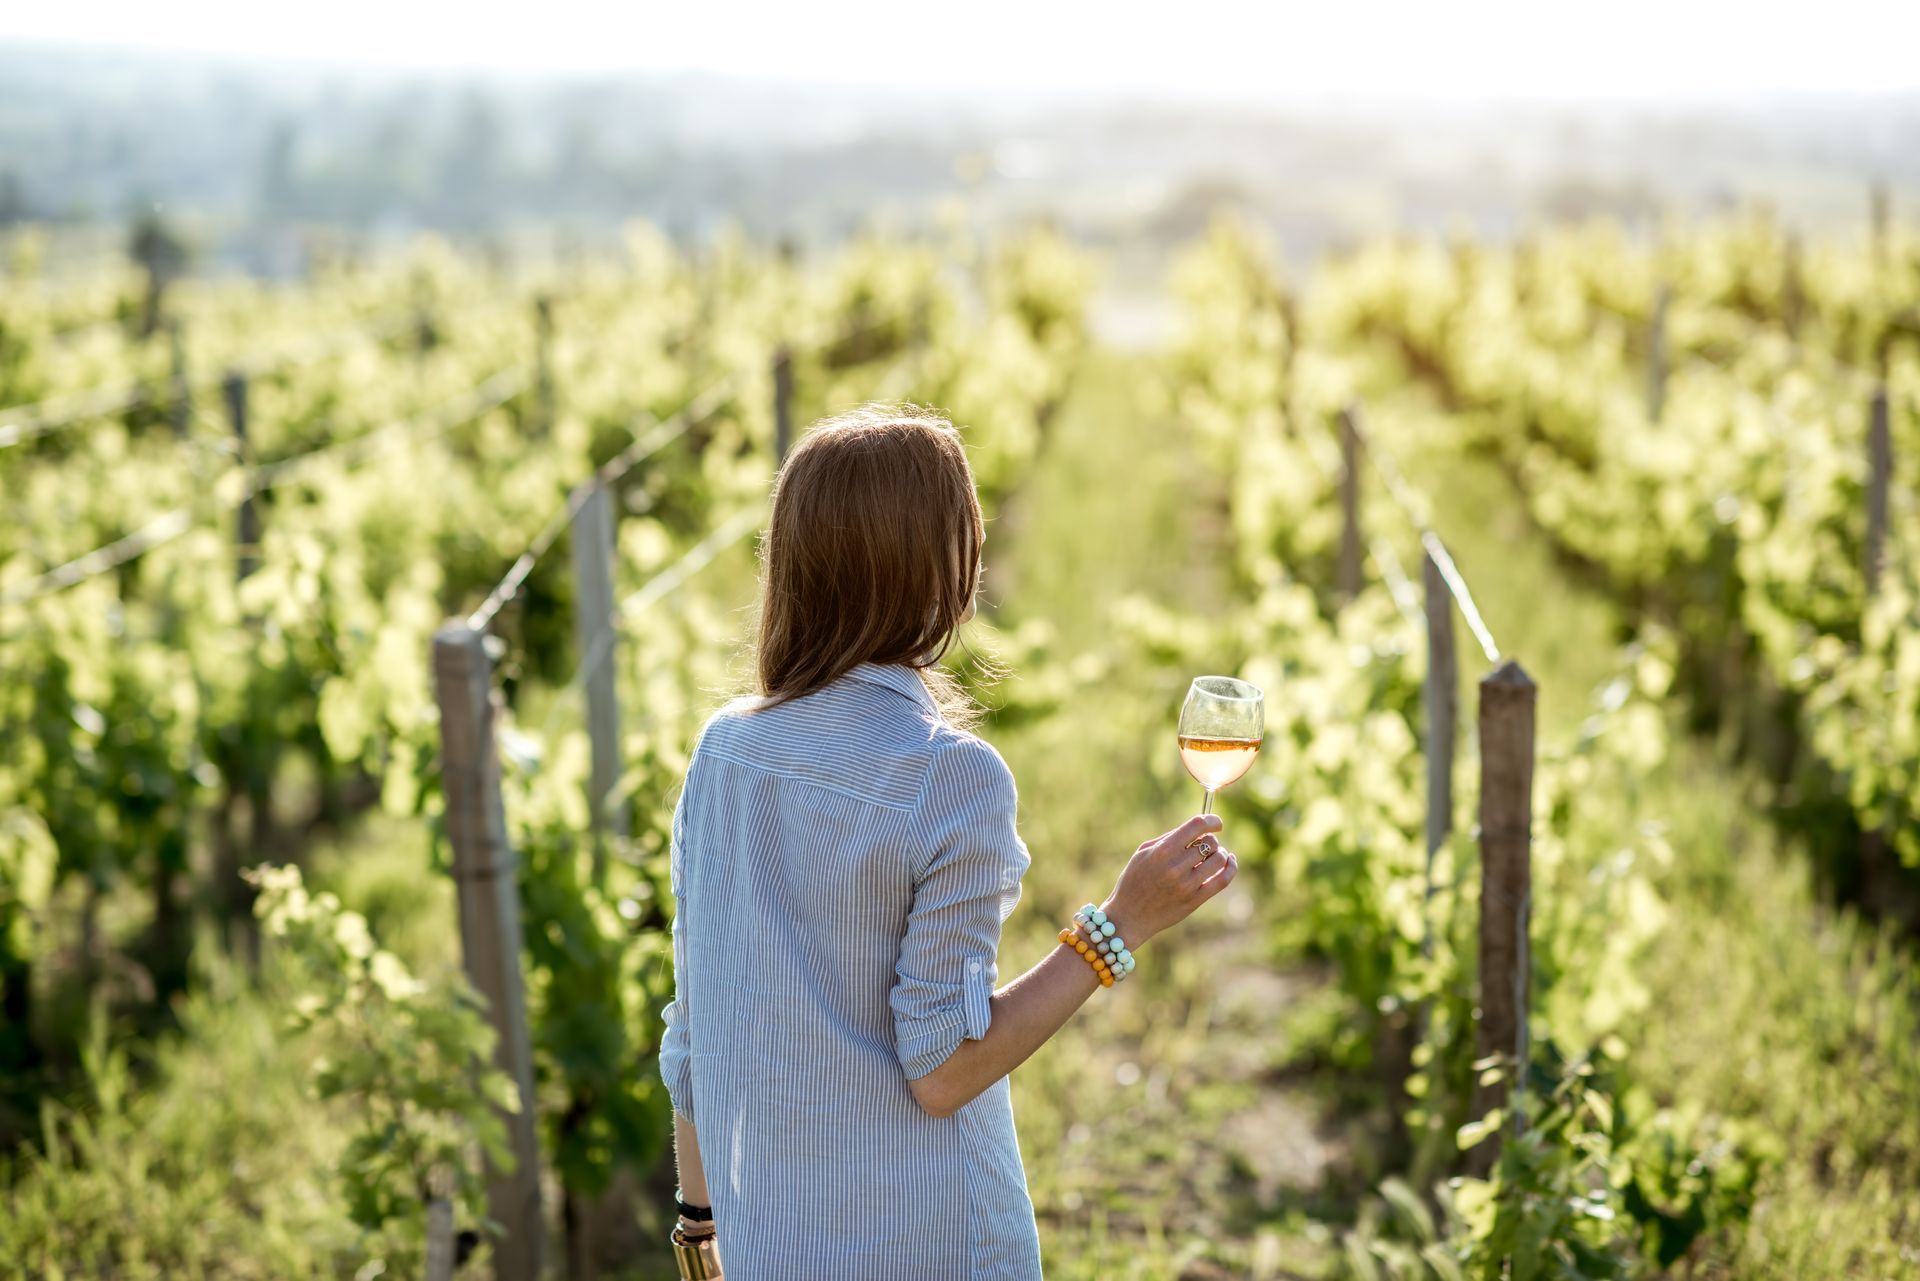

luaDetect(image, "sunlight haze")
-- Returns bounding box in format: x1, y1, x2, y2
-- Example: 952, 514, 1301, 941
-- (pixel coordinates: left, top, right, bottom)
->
6, 0, 1920, 100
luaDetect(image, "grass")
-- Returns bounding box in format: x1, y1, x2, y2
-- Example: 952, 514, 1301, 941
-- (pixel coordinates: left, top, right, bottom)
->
1, 933, 355, 1280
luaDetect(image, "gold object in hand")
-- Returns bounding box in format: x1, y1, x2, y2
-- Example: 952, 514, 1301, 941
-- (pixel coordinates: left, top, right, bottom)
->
671, 1223, 723, 1280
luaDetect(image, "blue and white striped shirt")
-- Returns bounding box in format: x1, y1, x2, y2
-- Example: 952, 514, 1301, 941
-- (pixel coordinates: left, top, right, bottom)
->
659, 660, 1044, 1280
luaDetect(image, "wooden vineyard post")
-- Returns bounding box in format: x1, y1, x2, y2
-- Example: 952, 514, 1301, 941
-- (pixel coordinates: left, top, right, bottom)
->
1423, 549, 1457, 953
416, 306, 438, 361
1338, 405, 1363, 603
225, 371, 259, 583
773, 345, 794, 463
432, 624, 544, 1281
1860, 382, 1894, 881
1871, 182, 1890, 269
220, 367, 267, 958
168, 320, 190, 439
692, 251, 716, 391
1468, 659, 1536, 1178
414, 269, 439, 360
1783, 232, 1805, 339
571, 482, 627, 861
1866, 382, 1891, 596
424, 1190, 456, 1281
534, 292, 555, 434
1278, 292, 1300, 439
132, 212, 182, 339
1647, 284, 1669, 424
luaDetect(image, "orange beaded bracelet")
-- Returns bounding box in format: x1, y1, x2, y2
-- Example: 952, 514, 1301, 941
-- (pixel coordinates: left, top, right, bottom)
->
1069, 903, 1136, 985
1057, 925, 1115, 986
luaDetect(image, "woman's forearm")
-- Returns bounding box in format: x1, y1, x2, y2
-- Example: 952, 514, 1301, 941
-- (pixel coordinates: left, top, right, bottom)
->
906, 937, 1101, 1118
907, 814, 1233, 1119
672, 1108, 712, 1206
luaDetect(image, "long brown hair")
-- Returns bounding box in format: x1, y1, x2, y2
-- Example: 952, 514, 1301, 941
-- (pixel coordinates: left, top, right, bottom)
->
745, 403, 991, 729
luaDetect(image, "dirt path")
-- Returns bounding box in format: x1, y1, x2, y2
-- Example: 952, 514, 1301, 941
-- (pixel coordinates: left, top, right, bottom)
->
989, 348, 1343, 1280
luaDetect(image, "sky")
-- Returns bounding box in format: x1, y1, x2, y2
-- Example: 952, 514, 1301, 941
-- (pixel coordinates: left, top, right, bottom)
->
5, 1, 1920, 102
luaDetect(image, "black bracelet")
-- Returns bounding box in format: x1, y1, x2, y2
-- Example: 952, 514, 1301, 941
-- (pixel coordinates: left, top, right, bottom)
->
674, 1191, 713, 1223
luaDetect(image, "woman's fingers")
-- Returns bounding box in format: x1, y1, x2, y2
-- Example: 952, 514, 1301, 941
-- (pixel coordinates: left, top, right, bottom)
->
1109, 817, 1234, 946
1196, 848, 1239, 896
1168, 814, 1224, 850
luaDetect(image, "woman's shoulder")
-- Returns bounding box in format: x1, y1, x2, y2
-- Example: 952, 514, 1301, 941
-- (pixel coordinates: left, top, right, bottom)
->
683, 695, 764, 763
914, 727, 1029, 879
920, 724, 1019, 806
709, 692, 772, 724
682, 684, 1017, 815
926, 721, 1010, 765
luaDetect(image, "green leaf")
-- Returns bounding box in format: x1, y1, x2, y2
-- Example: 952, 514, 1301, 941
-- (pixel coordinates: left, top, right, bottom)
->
1457, 1109, 1505, 1151
0, 809, 59, 917
1378, 1176, 1437, 1244
1418, 1242, 1466, 1281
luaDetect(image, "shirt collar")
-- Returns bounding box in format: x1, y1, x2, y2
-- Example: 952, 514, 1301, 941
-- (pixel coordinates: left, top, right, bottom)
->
844, 661, 940, 713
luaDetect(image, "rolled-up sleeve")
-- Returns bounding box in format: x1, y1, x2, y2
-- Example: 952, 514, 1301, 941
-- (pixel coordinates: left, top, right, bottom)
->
890, 735, 1030, 1081
660, 746, 700, 1123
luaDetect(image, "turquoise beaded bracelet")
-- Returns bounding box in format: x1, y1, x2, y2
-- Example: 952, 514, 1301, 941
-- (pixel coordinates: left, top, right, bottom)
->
1074, 904, 1136, 980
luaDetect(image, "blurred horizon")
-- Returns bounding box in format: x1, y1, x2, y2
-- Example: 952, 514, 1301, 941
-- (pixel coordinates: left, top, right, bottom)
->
9, 1, 1920, 97
4, 8, 1920, 282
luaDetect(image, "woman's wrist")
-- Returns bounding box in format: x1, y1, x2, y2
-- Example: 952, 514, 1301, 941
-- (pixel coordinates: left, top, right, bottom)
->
674, 1187, 714, 1237
1099, 894, 1156, 950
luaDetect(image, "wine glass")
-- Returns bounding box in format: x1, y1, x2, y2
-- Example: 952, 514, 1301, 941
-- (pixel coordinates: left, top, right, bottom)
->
1178, 675, 1265, 817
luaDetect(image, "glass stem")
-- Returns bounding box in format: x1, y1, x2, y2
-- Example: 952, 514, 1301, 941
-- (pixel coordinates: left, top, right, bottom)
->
1200, 787, 1216, 817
